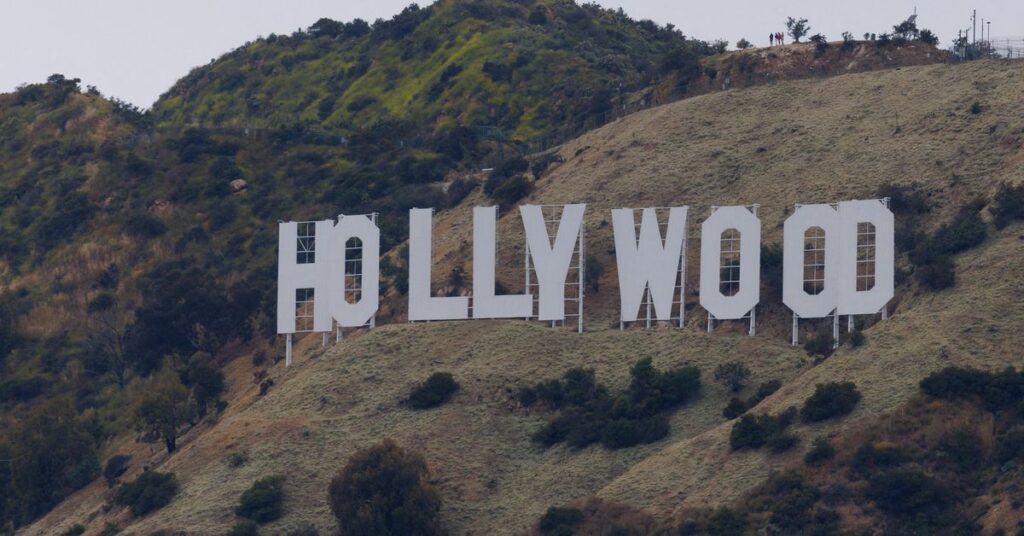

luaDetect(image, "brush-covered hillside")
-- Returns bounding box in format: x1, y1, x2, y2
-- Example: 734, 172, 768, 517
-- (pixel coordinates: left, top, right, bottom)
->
22, 59, 1024, 536
153, 0, 720, 143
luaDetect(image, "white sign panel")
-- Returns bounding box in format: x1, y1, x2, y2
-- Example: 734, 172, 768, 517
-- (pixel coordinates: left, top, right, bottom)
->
521, 204, 586, 321
783, 204, 840, 319
782, 201, 895, 318
612, 207, 688, 322
473, 206, 532, 318
327, 215, 380, 327
699, 206, 761, 320
408, 208, 470, 321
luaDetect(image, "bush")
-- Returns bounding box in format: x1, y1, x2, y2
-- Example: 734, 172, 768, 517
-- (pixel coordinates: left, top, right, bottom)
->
768, 431, 799, 453
115, 471, 178, 517
491, 174, 532, 207
445, 177, 476, 207
936, 429, 983, 472
539, 506, 583, 535
408, 372, 459, 409
852, 440, 909, 476
801, 382, 861, 422
991, 182, 1024, 229
931, 208, 987, 255
747, 380, 781, 408
804, 437, 835, 465
915, 254, 955, 290
848, 330, 865, 348
704, 507, 746, 536
328, 440, 442, 536
236, 476, 285, 523
866, 467, 950, 516
60, 525, 86, 536
722, 397, 747, 419
730, 412, 793, 450
226, 521, 259, 536
713, 361, 750, 393
920, 366, 1024, 411
103, 454, 131, 488
802, 330, 835, 358
995, 426, 1024, 463
531, 359, 700, 450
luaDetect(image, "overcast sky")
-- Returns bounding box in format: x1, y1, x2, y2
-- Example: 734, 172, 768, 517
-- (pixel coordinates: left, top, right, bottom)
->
1, 1, 1019, 108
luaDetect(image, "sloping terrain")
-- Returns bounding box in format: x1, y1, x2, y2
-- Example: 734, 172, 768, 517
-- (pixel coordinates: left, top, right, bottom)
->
27, 59, 1024, 535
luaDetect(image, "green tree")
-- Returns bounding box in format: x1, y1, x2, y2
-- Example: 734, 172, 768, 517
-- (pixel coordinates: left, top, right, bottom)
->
786, 17, 811, 43
137, 367, 193, 454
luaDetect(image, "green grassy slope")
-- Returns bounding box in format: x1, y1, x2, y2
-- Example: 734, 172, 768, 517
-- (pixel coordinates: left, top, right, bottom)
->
152, 0, 714, 144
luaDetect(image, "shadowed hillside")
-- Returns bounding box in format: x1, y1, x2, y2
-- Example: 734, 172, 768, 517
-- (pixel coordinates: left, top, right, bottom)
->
25, 59, 1024, 535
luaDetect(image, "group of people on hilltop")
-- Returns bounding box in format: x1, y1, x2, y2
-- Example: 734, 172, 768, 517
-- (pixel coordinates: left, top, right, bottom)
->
769, 31, 785, 46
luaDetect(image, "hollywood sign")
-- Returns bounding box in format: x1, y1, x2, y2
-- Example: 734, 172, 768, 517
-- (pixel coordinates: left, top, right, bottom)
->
277, 201, 893, 364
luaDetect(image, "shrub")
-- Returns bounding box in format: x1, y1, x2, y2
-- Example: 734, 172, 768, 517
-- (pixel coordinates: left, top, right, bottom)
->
704, 507, 746, 536
115, 471, 178, 517
713, 361, 750, 393
328, 440, 442, 536
408, 372, 459, 409
226, 521, 259, 536
852, 440, 908, 476
804, 437, 835, 465
866, 467, 950, 516
969, 101, 982, 115
801, 382, 861, 422
60, 525, 86, 536
936, 429, 983, 472
802, 330, 834, 358
531, 359, 700, 450
491, 174, 532, 206
528, 6, 547, 25
995, 426, 1024, 463
227, 452, 249, 468
236, 476, 285, 523
722, 397, 747, 419
991, 182, 1024, 229
601, 415, 669, 449
915, 254, 955, 290
848, 330, 865, 348
736, 38, 752, 49
103, 454, 131, 488
931, 208, 987, 255
539, 506, 583, 535
445, 177, 476, 207
768, 431, 799, 453
919, 366, 1024, 411
730, 412, 793, 451
747, 380, 781, 408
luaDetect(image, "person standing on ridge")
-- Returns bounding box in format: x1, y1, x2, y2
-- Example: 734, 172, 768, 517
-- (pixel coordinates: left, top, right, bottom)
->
769, 33, 774, 46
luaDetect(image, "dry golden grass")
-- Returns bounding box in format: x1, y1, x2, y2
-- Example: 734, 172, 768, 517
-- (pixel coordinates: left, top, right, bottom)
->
27, 59, 1024, 536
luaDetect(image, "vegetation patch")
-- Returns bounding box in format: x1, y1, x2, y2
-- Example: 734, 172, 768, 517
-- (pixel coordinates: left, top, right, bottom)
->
114, 471, 178, 517
408, 372, 460, 409
524, 358, 701, 450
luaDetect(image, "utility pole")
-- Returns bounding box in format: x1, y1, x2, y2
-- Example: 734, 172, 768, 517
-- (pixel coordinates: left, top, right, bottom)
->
972, 10, 977, 45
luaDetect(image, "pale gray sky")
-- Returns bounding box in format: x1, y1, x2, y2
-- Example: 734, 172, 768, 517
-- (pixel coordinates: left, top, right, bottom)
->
1, 1, 1019, 108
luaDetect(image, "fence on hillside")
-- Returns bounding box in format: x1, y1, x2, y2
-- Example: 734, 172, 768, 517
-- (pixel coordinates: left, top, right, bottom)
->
988, 38, 1024, 59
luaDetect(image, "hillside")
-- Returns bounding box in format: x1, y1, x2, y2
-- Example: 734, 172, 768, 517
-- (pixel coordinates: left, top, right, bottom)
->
152, 0, 715, 144
25, 59, 1024, 535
